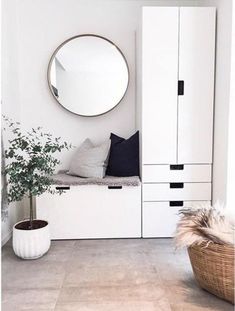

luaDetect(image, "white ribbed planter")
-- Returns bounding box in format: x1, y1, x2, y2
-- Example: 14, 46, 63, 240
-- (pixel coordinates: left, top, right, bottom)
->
13, 220, 50, 259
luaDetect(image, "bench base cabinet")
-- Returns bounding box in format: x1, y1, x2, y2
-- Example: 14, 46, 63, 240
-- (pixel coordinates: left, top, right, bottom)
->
36, 185, 141, 240
143, 201, 210, 238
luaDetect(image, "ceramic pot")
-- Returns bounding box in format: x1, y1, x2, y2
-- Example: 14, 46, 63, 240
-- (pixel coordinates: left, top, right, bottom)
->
13, 220, 50, 259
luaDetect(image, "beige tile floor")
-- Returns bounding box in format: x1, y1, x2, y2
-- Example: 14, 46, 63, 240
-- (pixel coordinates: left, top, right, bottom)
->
1, 239, 233, 311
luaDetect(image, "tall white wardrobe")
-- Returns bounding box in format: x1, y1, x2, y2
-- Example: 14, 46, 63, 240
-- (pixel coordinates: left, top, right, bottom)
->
140, 7, 216, 237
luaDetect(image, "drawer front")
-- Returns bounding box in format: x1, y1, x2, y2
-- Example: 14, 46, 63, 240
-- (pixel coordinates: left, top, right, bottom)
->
142, 164, 211, 182
143, 183, 211, 201
143, 201, 210, 237
37, 185, 141, 239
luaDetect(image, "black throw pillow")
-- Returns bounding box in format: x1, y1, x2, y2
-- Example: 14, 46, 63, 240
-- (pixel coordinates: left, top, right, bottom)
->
106, 131, 139, 177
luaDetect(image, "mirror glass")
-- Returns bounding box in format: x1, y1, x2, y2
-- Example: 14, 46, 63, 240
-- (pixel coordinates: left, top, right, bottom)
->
48, 35, 129, 116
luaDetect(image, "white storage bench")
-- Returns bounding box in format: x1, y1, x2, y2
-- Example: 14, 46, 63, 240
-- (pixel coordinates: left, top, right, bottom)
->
36, 173, 141, 240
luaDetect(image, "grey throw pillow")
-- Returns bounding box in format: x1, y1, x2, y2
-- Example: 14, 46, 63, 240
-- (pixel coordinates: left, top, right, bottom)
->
67, 138, 111, 178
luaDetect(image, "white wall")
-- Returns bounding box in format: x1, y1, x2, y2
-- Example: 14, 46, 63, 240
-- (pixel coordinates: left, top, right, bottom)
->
1, 0, 25, 245
17, 0, 139, 169
226, 3, 235, 215
202, 0, 233, 204
2, 0, 233, 243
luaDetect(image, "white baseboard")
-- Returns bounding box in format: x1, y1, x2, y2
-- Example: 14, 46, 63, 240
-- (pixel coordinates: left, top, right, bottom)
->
1, 231, 12, 246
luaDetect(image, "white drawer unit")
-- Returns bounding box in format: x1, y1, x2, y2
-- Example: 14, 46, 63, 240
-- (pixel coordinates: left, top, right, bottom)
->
143, 201, 210, 237
36, 185, 141, 240
142, 164, 211, 183
143, 183, 211, 202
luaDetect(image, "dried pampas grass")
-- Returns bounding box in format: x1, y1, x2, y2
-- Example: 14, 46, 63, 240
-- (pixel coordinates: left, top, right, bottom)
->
175, 202, 235, 248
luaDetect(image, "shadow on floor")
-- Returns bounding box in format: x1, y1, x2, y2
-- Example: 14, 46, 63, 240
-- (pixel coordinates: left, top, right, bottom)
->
180, 277, 234, 311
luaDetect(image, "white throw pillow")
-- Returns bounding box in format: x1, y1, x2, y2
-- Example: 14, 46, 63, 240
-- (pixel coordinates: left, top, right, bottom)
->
68, 138, 111, 178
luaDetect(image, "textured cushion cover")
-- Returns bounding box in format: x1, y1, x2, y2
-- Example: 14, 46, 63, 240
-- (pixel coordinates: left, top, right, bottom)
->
51, 172, 140, 187
106, 131, 139, 177
68, 138, 111, 178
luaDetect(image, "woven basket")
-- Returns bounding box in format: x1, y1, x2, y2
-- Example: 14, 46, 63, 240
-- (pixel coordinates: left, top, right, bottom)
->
188, 242, 234, 304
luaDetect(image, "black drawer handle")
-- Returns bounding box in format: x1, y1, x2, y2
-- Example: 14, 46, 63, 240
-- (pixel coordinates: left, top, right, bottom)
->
170, 164, 184, 170
55, 186, 70, 190
170, 183, 184, 189
178, 80, 184, 95
108, 186, 122, 189
169, 201, 184, 207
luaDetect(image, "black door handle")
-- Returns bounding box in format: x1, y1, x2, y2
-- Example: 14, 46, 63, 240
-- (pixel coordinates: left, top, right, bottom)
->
108, 186, 122, 189
169, 201, 184, 207
55, 186, 70, 190
170, 164, 184, 170
178, 80, 184, 95
170, 183, 184, 189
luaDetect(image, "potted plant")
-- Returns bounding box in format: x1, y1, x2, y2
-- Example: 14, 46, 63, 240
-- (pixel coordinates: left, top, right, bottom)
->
3, 116, 71, 259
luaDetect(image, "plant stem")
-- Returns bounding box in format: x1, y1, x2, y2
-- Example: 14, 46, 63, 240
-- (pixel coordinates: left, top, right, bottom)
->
29, 193, 33, 229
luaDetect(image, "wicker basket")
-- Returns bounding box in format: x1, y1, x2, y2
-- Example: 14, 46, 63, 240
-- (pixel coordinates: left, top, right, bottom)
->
188, 242, 234, 304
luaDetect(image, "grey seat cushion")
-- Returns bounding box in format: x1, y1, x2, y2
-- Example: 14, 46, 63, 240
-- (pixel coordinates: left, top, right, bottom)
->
50, 172, 140, 187
67, 138, 111, 178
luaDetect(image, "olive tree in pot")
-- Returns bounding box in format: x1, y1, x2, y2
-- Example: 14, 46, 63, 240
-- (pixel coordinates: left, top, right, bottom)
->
3, 117, 71, 259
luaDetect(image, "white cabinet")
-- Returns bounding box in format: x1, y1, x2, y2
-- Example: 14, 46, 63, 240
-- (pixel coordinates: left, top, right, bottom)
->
142, 164, 211, 183
143, 183, 211, 202
143, 201, 210, 238
37, 185, 141, 240
178, 8, 216, 164
141, 7, 215, 237
142, 8, 178, 164
142, 7, 215, 165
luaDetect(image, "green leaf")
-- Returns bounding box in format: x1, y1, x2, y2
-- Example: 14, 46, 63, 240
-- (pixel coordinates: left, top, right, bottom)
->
3, 116, 72, 205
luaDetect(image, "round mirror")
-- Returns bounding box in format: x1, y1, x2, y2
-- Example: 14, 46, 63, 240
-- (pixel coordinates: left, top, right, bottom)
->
48, 34, 129, 116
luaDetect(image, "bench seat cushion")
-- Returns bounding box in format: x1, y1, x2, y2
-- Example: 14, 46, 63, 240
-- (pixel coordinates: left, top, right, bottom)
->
50, 172, 140, 187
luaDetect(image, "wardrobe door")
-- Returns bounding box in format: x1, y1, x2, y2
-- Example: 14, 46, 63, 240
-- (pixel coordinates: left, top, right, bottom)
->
178, 8, 216, 164
142, 7, 179, 164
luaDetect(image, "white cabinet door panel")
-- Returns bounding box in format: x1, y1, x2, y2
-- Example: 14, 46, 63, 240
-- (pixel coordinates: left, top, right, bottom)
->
142, 164, 211, 183
37, 185, 141, 239
142, 7, 179, 164
143, 182, 211, 201
178, 7, 216, 164
143, 201, 210, 237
